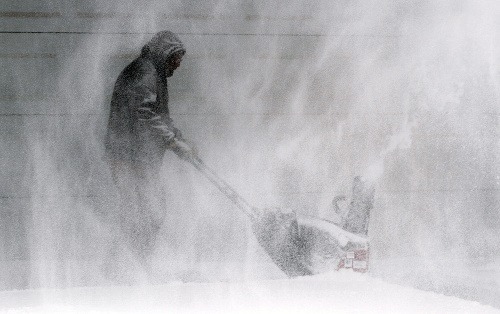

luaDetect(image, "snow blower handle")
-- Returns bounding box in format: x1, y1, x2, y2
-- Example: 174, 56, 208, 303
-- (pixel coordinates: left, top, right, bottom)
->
188, 156, 258, 219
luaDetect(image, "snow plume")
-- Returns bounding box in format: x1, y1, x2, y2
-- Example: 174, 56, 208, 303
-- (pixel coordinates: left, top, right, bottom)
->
365, 1, 500, 306
363, 116, 416, 182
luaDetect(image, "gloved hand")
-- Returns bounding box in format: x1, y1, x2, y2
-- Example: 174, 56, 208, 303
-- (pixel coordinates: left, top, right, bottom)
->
171, 126, 183, 139
168, 138, 196, 161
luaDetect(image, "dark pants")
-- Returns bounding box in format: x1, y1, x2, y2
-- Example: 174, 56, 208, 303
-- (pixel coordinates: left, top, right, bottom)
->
109, 159, 166, 259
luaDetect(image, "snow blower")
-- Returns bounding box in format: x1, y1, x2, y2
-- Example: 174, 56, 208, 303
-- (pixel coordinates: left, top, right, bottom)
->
188, 155, 372, 277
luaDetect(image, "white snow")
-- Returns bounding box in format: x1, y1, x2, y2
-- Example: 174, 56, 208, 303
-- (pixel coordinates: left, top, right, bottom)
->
297, 215, 369, 246
0, 271, 498, 314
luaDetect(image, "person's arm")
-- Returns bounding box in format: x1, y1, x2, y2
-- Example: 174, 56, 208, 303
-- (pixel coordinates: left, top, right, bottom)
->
134, 88, 178, 142
137, 107, 177, 142
134, 87, 195, 160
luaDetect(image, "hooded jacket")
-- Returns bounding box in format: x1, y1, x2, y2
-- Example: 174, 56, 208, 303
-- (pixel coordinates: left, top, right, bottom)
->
105, 31, 186, 165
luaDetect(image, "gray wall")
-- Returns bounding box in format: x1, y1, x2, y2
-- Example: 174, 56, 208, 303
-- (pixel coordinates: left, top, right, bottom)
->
1, 0, 499, 306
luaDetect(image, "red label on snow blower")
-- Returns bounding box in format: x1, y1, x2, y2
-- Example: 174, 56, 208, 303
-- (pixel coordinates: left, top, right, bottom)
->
337, 247, 369, 273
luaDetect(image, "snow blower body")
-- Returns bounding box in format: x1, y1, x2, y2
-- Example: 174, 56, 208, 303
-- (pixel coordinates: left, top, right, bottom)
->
188, 156, 372, 277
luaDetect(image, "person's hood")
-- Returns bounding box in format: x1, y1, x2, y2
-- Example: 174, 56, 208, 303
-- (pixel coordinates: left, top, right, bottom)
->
140, 31, 186, 79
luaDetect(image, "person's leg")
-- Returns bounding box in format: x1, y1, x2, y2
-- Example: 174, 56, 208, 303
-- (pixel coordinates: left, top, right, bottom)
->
129, 160, 166, 259
107, 159, 167, 282
103, 160, 142, 284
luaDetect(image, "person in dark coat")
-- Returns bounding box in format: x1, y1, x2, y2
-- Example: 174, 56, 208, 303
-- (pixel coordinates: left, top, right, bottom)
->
104, 31, 193, 280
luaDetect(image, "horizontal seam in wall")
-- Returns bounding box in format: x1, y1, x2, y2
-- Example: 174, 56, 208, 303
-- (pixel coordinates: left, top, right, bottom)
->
0, 53, 56, 59
76, 12, 315, 21
0, 12, 61, 18
0, 112, 498, 117
1, 188, 499, 200
0, 31, 400, 38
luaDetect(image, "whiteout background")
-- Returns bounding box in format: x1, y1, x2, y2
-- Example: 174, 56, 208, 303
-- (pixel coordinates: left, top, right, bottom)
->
0, 0, 499, 310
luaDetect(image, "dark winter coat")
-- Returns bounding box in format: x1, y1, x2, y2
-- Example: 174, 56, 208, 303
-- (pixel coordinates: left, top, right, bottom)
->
105, 31, 186, 165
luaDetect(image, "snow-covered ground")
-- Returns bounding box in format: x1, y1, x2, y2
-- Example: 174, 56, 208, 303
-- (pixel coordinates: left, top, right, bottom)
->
371, 257, 500, 310
1, 271, 498, 314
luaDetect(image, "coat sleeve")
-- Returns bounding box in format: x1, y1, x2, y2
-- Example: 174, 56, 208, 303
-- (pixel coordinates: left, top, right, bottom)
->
136, 101, 177, 143
130, 70, 177, 143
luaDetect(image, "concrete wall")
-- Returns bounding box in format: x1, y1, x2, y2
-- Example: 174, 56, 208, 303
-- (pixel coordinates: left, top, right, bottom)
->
1, 0, 499, 304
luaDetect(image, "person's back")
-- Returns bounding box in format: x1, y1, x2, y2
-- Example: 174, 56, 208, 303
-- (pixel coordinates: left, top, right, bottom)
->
103, 31, 193, 283
105, 31, 185, 166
